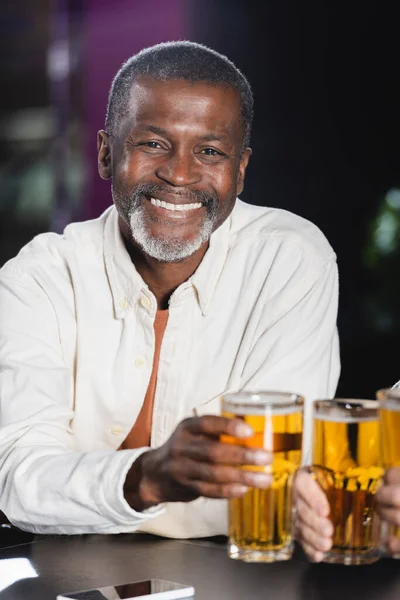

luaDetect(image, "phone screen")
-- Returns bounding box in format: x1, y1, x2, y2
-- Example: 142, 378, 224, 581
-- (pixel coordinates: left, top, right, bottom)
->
59, 579, 193, 599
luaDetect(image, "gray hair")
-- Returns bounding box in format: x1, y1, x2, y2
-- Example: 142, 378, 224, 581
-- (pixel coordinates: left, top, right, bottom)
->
105, 41, 254, 150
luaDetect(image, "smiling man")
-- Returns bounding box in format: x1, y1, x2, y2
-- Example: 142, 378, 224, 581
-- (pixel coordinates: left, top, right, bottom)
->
107, 78, 242, 267
0, 42, 339, 536
101, 73, 251, 311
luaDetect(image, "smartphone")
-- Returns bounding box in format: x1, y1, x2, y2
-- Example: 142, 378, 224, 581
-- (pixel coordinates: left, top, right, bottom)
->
56, 579, 195, 600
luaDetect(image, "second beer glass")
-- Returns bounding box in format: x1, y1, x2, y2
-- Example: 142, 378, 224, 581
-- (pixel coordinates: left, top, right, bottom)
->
221, 391, 303, 563
312, 399, 383, 565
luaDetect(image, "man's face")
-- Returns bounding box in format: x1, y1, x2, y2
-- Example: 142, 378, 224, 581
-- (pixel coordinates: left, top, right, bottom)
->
98, 76, 251, 262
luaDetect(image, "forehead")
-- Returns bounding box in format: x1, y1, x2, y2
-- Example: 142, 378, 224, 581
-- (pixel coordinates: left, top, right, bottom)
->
123, 76, 242, 141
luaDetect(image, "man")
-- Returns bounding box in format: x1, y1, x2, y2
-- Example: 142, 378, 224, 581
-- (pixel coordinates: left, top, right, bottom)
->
0, 41, 339, 537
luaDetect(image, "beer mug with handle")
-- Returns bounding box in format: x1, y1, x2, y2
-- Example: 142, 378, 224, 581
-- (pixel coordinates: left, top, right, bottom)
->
311, 399, 383, 565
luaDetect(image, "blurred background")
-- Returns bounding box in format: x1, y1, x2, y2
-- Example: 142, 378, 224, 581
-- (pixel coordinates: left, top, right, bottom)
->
1, 0, 399, 398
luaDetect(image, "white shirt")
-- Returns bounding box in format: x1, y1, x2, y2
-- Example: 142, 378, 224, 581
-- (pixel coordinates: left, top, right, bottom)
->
0, 199, 339, 537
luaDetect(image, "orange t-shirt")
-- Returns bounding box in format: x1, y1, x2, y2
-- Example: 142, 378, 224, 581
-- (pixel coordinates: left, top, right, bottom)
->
120, 310, 169, 450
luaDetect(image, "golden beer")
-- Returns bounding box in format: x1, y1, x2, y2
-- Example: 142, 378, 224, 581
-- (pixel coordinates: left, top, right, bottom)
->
221, 391, 303, 563
377, 388, 400, 556
312, 399, 383, 565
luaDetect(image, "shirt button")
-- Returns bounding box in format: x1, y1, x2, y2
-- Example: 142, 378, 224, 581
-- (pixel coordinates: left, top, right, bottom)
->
139, 295, 150, 309
119, 297, 129, 310
111, 426, 123, 435
134, 357, 145, 369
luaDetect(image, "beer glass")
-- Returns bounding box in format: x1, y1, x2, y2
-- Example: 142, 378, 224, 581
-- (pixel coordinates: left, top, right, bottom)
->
312, 399, 383, 565
221, 391, 303, 563
377, 387, 400, 558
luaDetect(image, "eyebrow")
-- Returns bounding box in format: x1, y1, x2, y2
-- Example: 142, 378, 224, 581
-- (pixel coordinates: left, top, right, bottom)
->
138, 125, 230, 145
142, 125, 169, 136
201, 132, 230, 144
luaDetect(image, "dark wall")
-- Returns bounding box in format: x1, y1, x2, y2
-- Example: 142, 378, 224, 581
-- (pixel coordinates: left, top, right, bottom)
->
188, 1, 400, 398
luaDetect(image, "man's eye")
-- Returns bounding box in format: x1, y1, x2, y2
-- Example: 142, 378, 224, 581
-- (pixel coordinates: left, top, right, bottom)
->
142, 141, 162, 149
201, 148, 223, 156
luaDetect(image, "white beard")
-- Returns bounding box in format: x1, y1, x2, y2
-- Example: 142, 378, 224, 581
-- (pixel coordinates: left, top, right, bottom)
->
129, 203, 215, 262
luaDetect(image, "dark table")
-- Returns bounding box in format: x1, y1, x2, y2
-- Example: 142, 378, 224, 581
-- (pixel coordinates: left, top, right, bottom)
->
0, 532, 399, 600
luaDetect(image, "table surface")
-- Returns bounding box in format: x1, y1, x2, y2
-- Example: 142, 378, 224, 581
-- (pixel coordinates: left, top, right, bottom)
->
0, 532, 399, 600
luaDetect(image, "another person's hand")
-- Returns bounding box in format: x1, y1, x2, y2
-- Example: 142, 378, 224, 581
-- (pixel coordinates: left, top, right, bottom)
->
123, 415, 272, 511
377, 467, 400, 556
294, 468, 333, 562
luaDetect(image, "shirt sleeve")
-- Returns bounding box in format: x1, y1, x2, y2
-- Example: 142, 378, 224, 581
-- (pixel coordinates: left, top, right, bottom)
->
239, 256, 340, 463
0, 270, 164, 534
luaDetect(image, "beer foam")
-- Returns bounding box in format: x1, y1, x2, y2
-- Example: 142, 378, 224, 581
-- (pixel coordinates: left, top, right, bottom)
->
380, 400, 400, 412
314, 400, 377, 422
222, 403, 303, 417
221, 392, 303, 417
314, 411, 377, 423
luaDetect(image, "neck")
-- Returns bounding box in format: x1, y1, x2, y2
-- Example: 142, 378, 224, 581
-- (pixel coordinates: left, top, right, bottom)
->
119, 218, 208, 309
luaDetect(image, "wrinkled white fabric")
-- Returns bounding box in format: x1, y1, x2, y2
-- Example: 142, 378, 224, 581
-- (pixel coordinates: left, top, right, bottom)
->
0, 199, 339, 536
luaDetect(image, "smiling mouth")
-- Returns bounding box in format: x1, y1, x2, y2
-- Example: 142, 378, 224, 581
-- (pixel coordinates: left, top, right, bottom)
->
149, 197, 203, 212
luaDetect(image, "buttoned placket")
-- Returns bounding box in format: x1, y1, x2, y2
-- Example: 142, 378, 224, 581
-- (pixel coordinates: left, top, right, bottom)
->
103, 207, 231, 447
102, 292, 152, 445
107, 253, 159, 444
132, 289, 156, 377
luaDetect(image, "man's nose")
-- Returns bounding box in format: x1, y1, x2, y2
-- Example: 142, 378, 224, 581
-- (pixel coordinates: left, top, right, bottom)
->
155, 150, 201, 187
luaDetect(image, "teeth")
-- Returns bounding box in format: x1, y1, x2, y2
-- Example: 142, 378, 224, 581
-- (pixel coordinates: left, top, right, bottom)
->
150, 198, 202, 211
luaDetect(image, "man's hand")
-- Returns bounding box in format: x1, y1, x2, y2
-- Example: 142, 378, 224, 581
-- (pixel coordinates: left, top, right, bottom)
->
123, 415, 272, 511
377, 467, 400, 556
294, 468, 333, 562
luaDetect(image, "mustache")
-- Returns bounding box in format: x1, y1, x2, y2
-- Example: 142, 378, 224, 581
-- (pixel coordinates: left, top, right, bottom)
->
129, 182, 219, 208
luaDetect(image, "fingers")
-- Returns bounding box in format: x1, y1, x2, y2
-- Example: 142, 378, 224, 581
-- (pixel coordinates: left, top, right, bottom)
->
384, 467, 400, 486
181, 437, 272, 468
181, 415, 254, 439
377, 506, 400, 527
378, 516, 400, 558
296, 497, 333, 560
296, 497, 333, 538
294, 469, 332, 561
387, 535, 400, 556
376, 476, 400, 531
175, 416, 271, 469
296, 522, 332, 563
377, 484, 400, 511
157, 416, 273, 502
170, 457, 272, 495
295, 469, 330, 517
297, 541, 325, 563
188, 481, 249, 499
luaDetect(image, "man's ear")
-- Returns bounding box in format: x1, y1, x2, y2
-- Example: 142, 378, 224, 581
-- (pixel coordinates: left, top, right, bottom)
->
97, 130, 112, 180
236, 147, 252, 196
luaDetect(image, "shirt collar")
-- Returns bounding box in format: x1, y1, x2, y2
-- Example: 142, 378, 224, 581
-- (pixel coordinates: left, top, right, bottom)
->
104, 207, 151, 319
190, 208, 232, 316
103, 204, 233, 319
